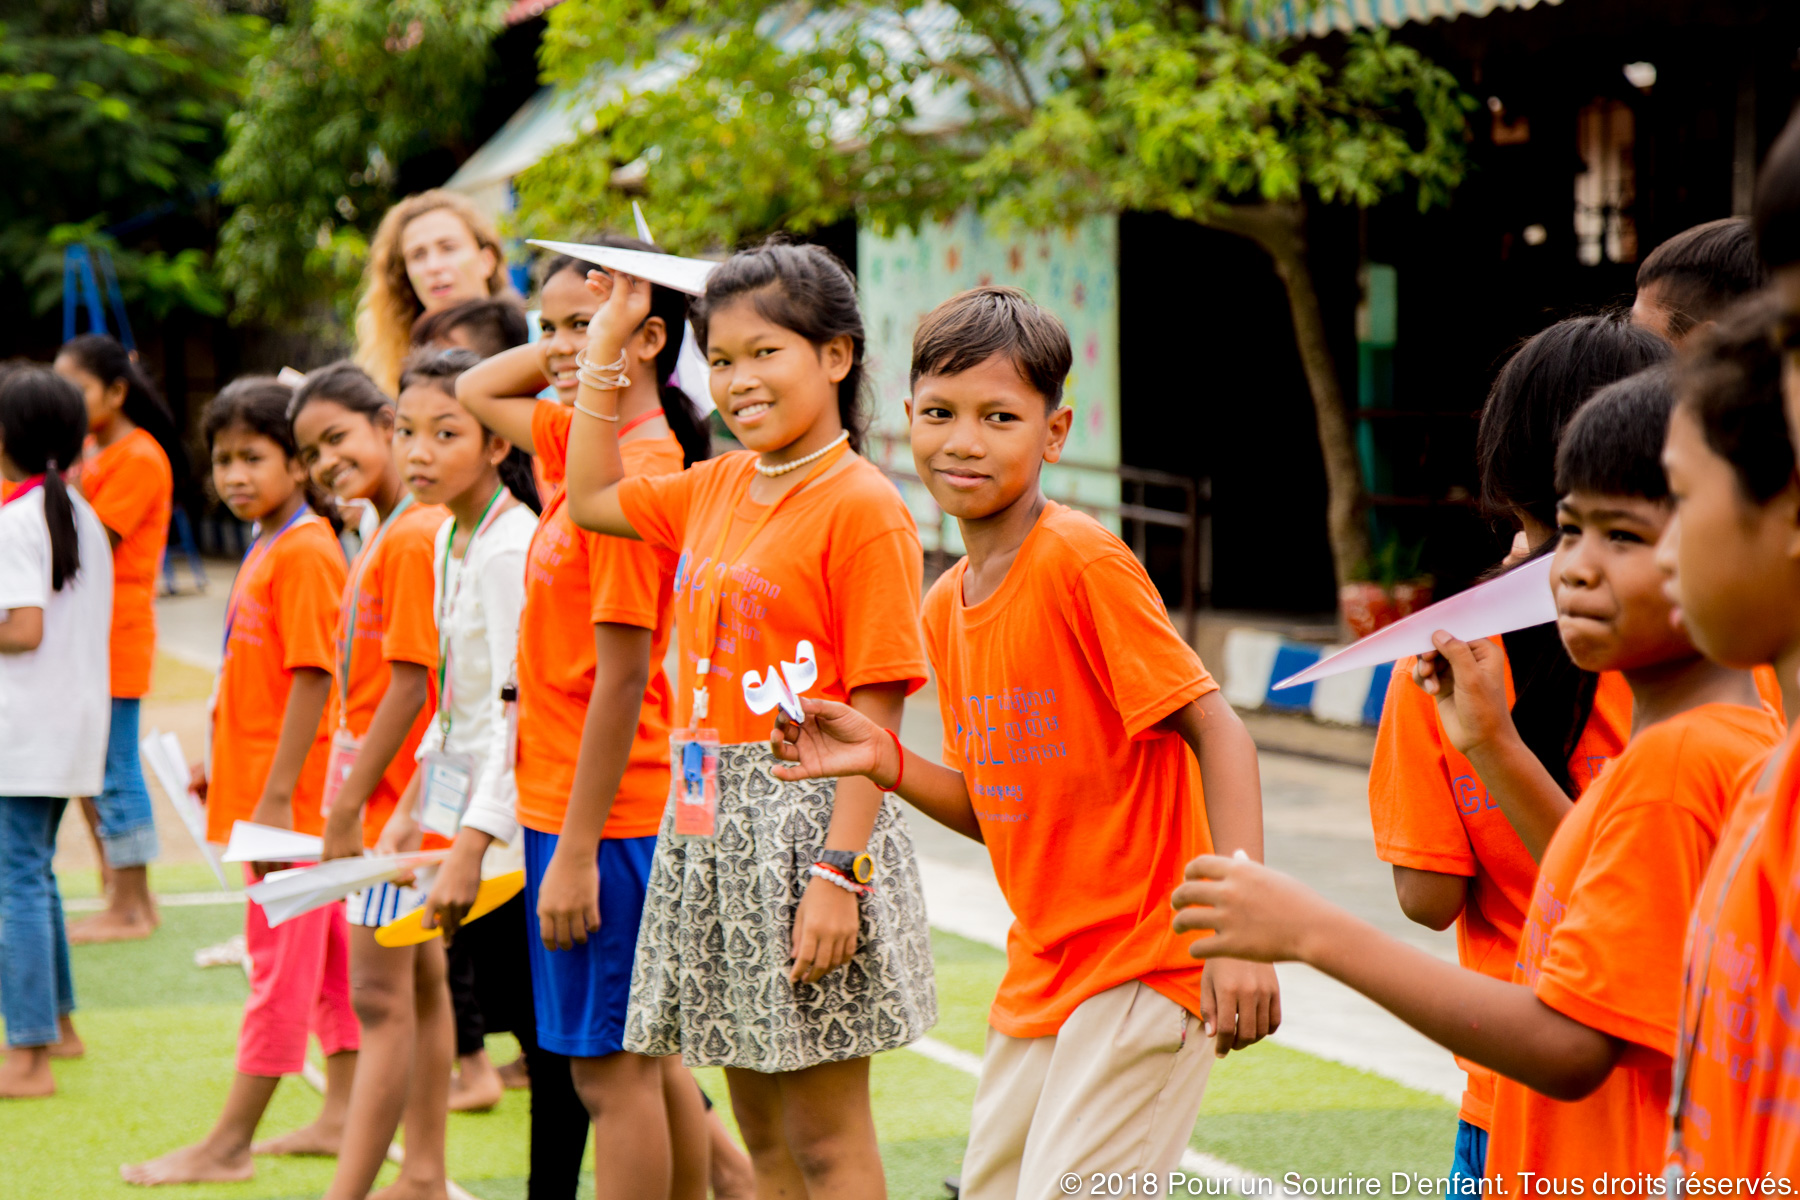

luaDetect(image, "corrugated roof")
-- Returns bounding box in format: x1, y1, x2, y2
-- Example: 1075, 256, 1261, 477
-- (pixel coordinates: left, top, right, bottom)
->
1252, 0, 1563, 38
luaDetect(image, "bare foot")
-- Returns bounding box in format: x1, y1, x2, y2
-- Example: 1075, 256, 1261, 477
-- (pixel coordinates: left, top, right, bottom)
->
48, 1015, 84, 1059
67, 909, 157, 945
0, 1046, 54, 1098
497, 1056, 529, 1089
368, 1177, 448, 1200
447, 1060, 503, 1113
252, 1119, 344, 1157
120, 1141, 254, 1186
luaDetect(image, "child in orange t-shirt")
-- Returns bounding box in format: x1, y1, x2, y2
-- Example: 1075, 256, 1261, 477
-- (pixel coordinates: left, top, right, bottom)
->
1368, 315, 1667, 1175
290, 362, 450, 1200
122, 377, 359, 1186
1176, 366, 1781, 1191
766, 287, 1274, 1198
54, 334, 179, 943
555, 241, 934, 1197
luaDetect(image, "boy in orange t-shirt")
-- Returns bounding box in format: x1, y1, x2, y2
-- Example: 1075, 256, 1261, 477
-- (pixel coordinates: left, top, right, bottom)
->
769, 287, 1274, 1198
1174, 366, 1781, 1190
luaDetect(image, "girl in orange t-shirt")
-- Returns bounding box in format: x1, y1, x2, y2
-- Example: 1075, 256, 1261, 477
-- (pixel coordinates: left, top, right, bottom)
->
555, 241, 935, 1197
454, 245, 738, 1200
1175, 368, 1782, 1190
55, 333, 183, 943
121, 376, 359, 1186
290, 362, 451, 1200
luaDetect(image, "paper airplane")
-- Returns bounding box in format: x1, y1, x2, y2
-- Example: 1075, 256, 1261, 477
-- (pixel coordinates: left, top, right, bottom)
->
222, 821, 323, 864
526, 240, 716, 297
139, 729, 229, 889
742, 640, 820, 723
632, 202, 655, 245
675, 320, 714, 415
247, 849, 451, 927
1272, 555, 1557, 690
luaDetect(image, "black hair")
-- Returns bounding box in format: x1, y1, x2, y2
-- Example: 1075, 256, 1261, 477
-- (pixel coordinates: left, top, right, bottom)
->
543, 242, 713, 467
57, 333, 193, 500
205, 376, 345, 534
398, 347, 541, 515
1554, 366, 1676, 503
410, 296, 530, 357
1754, 109, 1800, 270
1477, 313, 1674, 535
1637, 219, 1767, 339
0, 367, 89, 591
911, 285, 1073, 410
288, 360, 395, 424
1676, 293, 1797, 504
686, 238, 867, 452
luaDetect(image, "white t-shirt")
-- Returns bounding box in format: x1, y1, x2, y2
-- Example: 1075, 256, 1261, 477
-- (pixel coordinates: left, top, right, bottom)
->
416, 499, 535, 864
0, 487, 114, 797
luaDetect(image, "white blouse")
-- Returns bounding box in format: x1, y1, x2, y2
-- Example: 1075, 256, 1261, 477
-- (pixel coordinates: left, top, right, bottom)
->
417, 500, 536, 860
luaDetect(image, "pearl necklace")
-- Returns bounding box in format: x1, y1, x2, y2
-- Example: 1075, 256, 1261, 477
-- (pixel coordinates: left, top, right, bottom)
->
755, 430, 850, 477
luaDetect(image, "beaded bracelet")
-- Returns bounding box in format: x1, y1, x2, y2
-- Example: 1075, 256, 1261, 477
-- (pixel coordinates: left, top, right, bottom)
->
809, 863, 869, 896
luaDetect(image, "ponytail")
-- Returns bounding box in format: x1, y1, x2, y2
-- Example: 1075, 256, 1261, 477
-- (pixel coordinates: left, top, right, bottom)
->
498, 446, 542, 515
0, 368, 90, 592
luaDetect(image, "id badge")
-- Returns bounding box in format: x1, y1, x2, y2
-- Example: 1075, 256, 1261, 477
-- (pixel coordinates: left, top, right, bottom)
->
321, 729, 361, 816
417, 750, 477, 838
669, 728, 721, 839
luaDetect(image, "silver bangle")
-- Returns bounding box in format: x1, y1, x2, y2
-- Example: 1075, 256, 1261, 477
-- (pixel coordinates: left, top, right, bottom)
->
573, 400, 620, 422
575, 348, 630, 392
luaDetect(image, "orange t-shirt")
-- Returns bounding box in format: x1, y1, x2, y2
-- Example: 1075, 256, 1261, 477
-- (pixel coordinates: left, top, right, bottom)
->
923, 503, 1218, 1038
515, 402, 680, 838
1369, 647, 1632, 1127
208, 515, 345, 842
1484, 701, 1783, 1185
1666, 732, 1793, 1181
76, 429, 171, 698
323, 499, 446, 847
615, 450, 928, 744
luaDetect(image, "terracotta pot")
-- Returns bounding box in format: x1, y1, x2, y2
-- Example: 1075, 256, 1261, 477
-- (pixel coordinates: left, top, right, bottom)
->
1392, 580, 1434, 618
1340, 582, 1398, 639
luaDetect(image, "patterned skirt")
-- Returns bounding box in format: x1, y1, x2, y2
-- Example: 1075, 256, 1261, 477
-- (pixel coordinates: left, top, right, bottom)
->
624, 742, 938, 1072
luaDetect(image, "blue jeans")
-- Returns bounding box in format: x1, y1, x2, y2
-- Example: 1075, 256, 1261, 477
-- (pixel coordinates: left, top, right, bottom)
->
1450, 1119, 1488, 1192
94, 697, 159, 869
0, 797, 77, 1047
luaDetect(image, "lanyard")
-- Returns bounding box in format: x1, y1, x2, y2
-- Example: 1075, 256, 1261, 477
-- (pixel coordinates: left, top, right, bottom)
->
618, 409, 663, 437
335, 492, 416, 729
435, 486, 508, 742
2, 475, 44, 506
222, 503, 314, 657
689, 442, 850, 721
1665, 807, 1771, 1172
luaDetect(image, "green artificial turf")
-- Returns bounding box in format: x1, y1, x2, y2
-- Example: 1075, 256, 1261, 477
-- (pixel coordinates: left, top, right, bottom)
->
29, 900, 1457, 1199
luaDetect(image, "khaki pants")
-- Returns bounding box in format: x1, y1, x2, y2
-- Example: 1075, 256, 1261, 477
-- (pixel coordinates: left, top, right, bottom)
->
960, 980, 1215, 1200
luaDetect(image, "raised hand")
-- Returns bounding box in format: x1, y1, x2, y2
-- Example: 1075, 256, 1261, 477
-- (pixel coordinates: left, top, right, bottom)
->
1414, 631, 1515, 757
1172, 851, 1331, 966
769, 698, 893, 786
582, 268, 654, 365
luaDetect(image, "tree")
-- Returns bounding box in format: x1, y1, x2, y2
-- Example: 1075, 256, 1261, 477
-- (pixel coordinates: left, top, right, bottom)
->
516, 0, 1475, 596
0, 0, 257, 329
215, 0, 511, 328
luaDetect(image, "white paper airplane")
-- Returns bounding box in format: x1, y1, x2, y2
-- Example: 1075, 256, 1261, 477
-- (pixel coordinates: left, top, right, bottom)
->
632, 202, 655, 245
742, 640, 820, 723
526, 239, 717, 297
139, 729, 229, 889
1273, 555, 1557, 690
222, 821, 324, 864
247, 850, 451, 927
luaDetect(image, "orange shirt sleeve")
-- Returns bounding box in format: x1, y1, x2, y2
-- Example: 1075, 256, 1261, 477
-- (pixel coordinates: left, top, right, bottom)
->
532, 401, 570, 483
274, 534, 345, 673
1534, 750, 1724, 1056
1067, 548, 1216, 737
1367, 660, 1479, 877
381, 523, 439, 669
829, 525, 929, 695
585, 530, 665, 630
86, 440, 166, 541
615, 457, 705, 553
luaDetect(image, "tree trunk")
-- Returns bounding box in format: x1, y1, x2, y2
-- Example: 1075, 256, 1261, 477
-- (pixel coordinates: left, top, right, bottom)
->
1207, 200, 1372, 604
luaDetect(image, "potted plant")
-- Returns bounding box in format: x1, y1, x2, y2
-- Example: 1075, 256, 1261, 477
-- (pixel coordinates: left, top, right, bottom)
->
1341, 536, 1433, 638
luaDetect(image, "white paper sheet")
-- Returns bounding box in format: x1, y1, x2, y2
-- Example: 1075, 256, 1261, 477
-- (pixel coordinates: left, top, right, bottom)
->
222, 821, 324, 864
245, 850, 451, 927
1273, 555, 1557, 690
139, 729, 229, 889
525, 239, 717, 297
742, 640, 819, 722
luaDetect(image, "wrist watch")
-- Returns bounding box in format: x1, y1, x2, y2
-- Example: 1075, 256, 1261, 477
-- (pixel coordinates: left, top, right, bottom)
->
819, 849, 875, 885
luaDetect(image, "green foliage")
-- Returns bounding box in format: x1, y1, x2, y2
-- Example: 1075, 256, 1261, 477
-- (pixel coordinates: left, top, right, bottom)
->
0, 0, 255, 321
516, 0, 1475, 251
215, 0, 512, 326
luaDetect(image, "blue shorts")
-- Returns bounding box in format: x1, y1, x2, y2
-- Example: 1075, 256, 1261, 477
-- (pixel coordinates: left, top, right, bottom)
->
1450, 1118, 1488, 1192
522, 829, 657, 1059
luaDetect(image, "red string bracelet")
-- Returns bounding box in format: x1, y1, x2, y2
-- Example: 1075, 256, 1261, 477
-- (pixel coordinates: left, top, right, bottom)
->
878, 727, 904, 793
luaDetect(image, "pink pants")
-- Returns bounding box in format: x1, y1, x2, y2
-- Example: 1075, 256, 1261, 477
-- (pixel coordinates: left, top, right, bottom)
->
238, 871, 361, 1077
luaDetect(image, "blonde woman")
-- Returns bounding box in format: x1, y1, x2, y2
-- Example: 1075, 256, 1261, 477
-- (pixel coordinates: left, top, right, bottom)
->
355, 190, 514, 395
